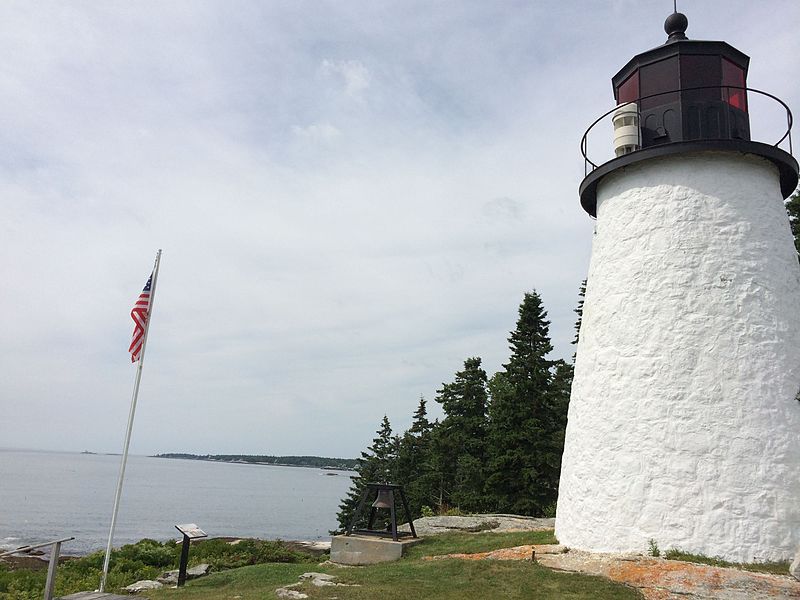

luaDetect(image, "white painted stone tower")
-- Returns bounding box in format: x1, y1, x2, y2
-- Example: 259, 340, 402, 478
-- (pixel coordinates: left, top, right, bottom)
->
555, 12, 800, 563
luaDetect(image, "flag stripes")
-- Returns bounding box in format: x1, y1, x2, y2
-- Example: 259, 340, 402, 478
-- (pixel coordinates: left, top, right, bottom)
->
128, 274, 153, 362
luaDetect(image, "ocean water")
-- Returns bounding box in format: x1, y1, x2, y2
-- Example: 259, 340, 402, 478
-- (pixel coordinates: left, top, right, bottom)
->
0, 449, 353, 555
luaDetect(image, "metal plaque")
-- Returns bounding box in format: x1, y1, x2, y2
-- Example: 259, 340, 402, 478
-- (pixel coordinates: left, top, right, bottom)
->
174, 523, 207, 539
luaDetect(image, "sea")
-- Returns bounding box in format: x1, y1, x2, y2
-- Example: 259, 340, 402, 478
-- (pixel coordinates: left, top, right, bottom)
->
0, 449, 354, 555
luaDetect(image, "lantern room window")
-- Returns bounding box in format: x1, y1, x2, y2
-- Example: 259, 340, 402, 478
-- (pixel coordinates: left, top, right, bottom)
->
640, 57, 679, 109
722, 57, 747, 110
680, 54, 720, 102
618, 71, 639, 104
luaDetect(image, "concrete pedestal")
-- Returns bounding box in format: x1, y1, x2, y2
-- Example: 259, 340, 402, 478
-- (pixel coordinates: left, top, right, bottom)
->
330, 535, 421, 565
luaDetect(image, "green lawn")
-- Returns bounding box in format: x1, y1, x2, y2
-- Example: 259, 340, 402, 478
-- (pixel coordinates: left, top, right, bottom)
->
146, 531, 643, 600
403, 529, 558, 559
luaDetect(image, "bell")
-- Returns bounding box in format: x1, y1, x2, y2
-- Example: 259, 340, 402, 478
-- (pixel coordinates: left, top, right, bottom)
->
371, 489, 394, 509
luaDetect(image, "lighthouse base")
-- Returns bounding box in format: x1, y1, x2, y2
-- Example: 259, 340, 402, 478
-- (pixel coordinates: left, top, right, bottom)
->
556, 151, 800, 563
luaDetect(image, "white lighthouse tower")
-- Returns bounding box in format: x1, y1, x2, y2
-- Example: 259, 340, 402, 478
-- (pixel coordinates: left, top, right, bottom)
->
555, 12, 800, 563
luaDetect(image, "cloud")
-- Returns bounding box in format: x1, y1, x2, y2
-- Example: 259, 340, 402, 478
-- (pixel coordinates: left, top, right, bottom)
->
321, 59, 370, 100
482, 197, 524, 221
0, 0, 797, 457
292, 122, 342, 140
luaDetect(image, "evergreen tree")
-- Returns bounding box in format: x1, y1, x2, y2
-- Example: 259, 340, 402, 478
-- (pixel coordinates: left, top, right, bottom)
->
335, 415, 395, 532
785, 188, 800, 261
410, 395, 432, 436
485, 291, 567, 516
430, 357, 489, 512
394, 396, 437, 517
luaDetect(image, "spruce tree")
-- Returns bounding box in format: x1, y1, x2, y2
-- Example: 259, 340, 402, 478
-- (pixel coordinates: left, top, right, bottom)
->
335, 415, 395, 532
485, 291, 566, 516
394, 396, 436, 517
430, 357, 489, 512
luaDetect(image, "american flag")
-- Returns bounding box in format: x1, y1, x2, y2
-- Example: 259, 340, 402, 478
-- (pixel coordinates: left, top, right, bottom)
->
128, 274, 153, 362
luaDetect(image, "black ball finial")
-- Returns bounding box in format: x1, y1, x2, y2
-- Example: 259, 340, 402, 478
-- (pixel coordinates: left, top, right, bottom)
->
664, 12, 688, 41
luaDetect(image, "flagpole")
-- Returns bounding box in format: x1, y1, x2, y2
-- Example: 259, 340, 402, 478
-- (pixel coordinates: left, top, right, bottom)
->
99, 249, 162, 592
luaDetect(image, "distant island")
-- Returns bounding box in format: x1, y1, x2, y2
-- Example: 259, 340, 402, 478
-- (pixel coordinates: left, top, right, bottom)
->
153, 453, 357, 471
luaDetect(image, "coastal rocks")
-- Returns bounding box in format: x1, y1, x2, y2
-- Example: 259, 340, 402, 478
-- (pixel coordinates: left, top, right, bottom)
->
275, 589, 308, 599
791, 546, 800, 581
124, 579, 163, 593
275, 572, 359, 598
399, 514, 555, 536
156, 563, 211, 585
299, 572, 353, 587
535, 550, 800, 600
294, 540, 331, 552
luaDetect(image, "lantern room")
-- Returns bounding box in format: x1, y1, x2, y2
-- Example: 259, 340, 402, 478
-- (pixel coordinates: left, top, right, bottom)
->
612, 12, 750, 150
578, 12, 797, 217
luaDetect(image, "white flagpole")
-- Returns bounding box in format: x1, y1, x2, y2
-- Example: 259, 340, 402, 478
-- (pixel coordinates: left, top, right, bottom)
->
99, 249, 162, 592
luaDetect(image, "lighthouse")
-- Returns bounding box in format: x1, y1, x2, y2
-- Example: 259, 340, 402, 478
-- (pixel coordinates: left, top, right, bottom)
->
555, 12, 800, 563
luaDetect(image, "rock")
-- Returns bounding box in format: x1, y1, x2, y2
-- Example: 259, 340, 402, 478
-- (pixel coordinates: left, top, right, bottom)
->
187, 563, 211, 578
156, 571, 178, 585
125, 579, 164, 593
275, 586, 308, 599
277, 572, 358, 595
157, 563, 211, 584
299, 572, 338, 587
535, 550, 800, 599
399, 514, 555, 536
295, 540, 331, 552
791, 547, 800, 581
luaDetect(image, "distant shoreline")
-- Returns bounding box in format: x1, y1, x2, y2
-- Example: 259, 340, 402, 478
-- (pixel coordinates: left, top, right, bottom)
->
152, 452, 357, 472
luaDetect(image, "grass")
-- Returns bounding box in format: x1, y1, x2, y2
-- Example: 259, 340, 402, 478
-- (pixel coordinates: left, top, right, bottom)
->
146, 563, 314, 600
403, 529, 558, 559
144, 531, 642, 600
663, 548, 790, 575
1, 531, 644, 599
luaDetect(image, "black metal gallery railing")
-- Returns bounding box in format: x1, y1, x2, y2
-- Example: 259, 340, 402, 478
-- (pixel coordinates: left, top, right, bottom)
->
581, 86, 794, 177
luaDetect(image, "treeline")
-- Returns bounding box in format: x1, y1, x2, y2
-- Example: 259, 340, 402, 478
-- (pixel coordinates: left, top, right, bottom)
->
154, 453, 358, 470
336, 287, 584, 531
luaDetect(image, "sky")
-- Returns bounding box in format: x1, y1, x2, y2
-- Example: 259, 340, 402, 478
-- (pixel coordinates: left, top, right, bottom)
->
1, 0, 798, 458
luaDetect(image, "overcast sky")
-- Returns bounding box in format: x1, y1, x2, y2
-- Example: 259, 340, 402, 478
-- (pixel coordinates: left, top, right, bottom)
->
1, 0, 798, 458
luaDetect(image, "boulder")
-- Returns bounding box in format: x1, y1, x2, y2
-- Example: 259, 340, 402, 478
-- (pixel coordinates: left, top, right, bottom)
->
275, 586, 308, 599
125, 579, 163, 593
298, 572, 338, 587
275, 571, 358, 597
187, 563, 211, 578
157, 563, 211, 585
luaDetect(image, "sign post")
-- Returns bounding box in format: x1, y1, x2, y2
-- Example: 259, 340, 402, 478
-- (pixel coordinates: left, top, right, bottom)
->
174, 524, 207, 587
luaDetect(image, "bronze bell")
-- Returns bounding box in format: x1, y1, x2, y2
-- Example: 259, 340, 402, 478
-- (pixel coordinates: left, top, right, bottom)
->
371, 488, 394, 509
345, 483, 418, 541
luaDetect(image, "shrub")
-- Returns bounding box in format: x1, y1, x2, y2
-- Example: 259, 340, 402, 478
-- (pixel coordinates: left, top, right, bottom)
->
115, 539, 176, 568
0, 537, 320, 599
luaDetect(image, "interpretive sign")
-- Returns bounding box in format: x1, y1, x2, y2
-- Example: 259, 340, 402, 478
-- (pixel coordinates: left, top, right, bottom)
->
174, 523, 207, 586
175, 524, 207, 539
